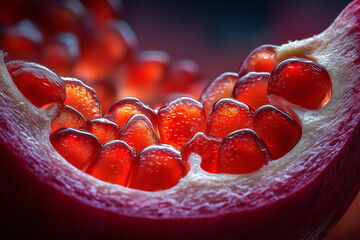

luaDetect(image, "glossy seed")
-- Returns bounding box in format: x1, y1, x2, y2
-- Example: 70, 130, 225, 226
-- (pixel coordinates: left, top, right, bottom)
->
51, 105, 86, 133
86, 118, 120, 144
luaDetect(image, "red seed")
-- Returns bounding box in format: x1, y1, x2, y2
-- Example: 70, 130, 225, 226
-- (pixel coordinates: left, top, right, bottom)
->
128, 145, 186, 191
104, 97, 158, 130
206, 98, 254, 139
51, 105, 86, 133
84, 0, 123, 25
41, 33, 80, 76
268, 57, 332, 110
158, 97, 207, 149
118, 114, 160, 154
90, 79, 118, 115
50, 128, 101, 170
232, 72, 270, 110
1, 20, 43, 61
253, 105, 302, 160
217, 129, 270, 174
180, 132, 221, 173
63, 77, 102, 120
86, 118, 120, 145
86, 140, 135, 186
6, 60, 65, 109
200, 72, 239, 116
238, 44, 278, 77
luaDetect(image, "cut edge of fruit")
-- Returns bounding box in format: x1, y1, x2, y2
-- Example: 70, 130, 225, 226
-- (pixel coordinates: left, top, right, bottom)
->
0, 0, 360, 220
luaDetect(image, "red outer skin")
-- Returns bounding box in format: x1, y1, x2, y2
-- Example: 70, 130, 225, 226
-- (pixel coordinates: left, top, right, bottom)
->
1, 1, 360, 239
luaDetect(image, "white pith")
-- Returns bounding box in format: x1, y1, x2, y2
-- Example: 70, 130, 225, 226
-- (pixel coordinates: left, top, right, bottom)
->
0, 4, 358, 219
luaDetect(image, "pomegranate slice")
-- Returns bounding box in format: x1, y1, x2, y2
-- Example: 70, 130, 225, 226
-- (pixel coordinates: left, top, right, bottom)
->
0, 1, 360, 239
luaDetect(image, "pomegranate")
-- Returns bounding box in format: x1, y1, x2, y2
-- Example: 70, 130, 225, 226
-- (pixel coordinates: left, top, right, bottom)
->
0, 1, 360, 239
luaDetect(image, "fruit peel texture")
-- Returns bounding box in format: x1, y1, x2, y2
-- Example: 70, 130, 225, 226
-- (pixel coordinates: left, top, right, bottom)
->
1, 1, 360, 239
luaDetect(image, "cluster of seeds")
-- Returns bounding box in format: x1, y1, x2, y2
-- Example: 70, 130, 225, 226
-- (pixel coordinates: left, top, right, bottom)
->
1, 1, 332, 191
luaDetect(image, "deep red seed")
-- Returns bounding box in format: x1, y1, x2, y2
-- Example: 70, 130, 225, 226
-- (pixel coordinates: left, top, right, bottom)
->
86, 118, 120, 145
50, 128, 101, 171
232, 72, 270, 110
128, 145, 186, 191
180, 132, 221, 173
86, 140, 135, 186
51, 105, 86, 133
158, 97, 207, 149
6, 60, 65, 109
217, 129, 270, 174
268, 57, 332, 110
206, 98, 254, 139
253, 105, 302, 160
238, 44, 278, 77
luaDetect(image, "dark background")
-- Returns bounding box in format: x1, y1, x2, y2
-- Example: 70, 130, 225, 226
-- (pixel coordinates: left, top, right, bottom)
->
122, 0, 350, 81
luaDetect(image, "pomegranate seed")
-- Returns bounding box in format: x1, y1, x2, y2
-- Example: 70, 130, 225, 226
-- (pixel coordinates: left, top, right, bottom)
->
238, 44, 278, 77
217, 129, 270, 174
128, 145, 186, 191
74, 20, 136, 82
50, 128, 101, 171
268, 57, 332, 110
206, 98, 254, 139
41, 33, 80, 76
86, 140, 135, 186
253, 105, 302, 160
86, 118, 120, 145
105, 97, 158, 130
200, 72, 238, 116
51, 105, 86, 133
0, 20, 43, 61
63, 77, 102, 120
118, 114, 160, 153
232, 72, 270, 110
180, 132, 221, 173
6, 60, 65, 109
83, 0, 123, 25
162, 60, 199, 93
158, 97, 206, 149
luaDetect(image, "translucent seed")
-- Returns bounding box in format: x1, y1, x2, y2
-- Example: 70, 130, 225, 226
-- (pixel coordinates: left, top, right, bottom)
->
218, 129, 270, 174
268, 57, 332, 110
206, 98, 254, 139
232, 72, 270, 110
86, 118, 120, 145
180, 132, 221, 173
6, 60, 65, 109
253, 105, 302, 159
63, 77, 102, 120
158, 97, 206, 149
200, 72, 238, 117
50, 128, 101, 170
128, 145, 186, 191
51, 105, 86, 133
118, 114, 160, 154
86, 140, 135, 186
238, 44, 278, 77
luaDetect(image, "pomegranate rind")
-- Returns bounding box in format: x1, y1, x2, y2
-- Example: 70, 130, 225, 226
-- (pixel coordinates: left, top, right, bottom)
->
1, 1, 360, 239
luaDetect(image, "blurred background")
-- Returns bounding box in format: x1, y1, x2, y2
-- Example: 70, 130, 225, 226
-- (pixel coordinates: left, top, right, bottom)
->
0, 0, 358, 239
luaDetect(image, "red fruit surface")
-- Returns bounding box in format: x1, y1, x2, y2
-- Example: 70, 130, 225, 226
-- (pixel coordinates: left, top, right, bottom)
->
206, 98, 254, 139
180, 132, 221, 173
268, 57, 332, 110
128, 145, 186, 191
158, 97, 207, 149
232, 72, 270, 110
63, 77, 102, 120
254, 105, 302, 160
50, 128, 101, 171
86, 118, 120, 144
118, 114, 160, 153
86, 140, 135, 186
199, 72, 239, 116
0, 1, 360, 239
51, 105, 86, 133
104, 97, 158, 129
217, 129, 270, 174
6, 60, 65, 108
238, 44, 278, 77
